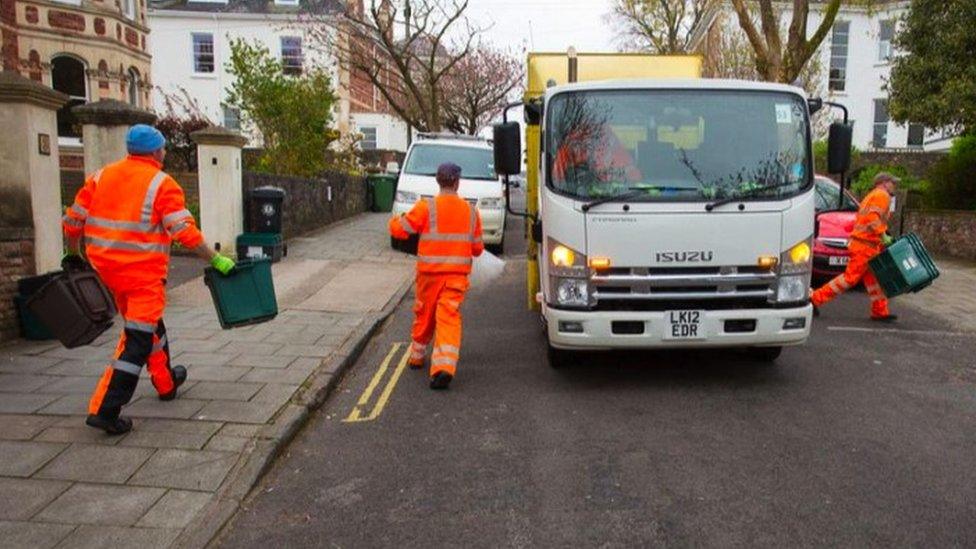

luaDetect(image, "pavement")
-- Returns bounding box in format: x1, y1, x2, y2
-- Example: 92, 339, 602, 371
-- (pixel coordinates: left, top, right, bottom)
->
215, 208, 976, 547
0, 213, 413, 549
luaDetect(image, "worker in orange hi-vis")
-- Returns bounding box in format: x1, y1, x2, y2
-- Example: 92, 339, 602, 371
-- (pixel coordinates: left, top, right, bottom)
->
389, 162, 484, 390
811, 172, 899, 321
62, 124, 236, 435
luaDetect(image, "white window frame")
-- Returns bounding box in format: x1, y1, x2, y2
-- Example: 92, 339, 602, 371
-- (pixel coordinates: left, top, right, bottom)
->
223, 105, 241, 131
280, 36, 303, 76
192, 32, 215, 75
878, 20, 895, 63
275, 0, 300, 6
873, 99, 889, 149
907, 123, 925, 148
829, 21, 850, 92
122, 0, 136, 20
360, 127, 378, 150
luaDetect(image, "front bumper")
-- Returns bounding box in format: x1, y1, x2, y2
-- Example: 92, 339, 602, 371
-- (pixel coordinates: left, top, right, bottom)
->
545, 304, 813, 350
393, 201, 505, 245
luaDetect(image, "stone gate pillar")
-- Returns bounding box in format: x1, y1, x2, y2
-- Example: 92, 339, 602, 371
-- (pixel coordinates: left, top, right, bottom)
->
72, 99, 156, 172
191, 126, 246, 256
0, 71, 68, 274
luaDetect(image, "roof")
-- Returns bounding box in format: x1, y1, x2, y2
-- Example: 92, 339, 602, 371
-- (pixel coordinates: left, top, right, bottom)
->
150, 0, 342, 15
547, 78, 808, 98
412, 134, 492, 150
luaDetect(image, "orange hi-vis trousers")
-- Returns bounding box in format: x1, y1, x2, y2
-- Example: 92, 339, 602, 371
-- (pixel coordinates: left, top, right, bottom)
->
811, 240, 890, 318
89, 275, 177, 419
409, 274, 470, 378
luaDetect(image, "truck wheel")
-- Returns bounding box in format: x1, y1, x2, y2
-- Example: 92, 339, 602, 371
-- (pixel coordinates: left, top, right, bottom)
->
547, 345, 573, 369
750, 346, 783, 362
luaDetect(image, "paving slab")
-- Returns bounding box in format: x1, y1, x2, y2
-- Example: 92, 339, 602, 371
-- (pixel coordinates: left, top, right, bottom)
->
0, 355, 63, 374
135, 418, 224, 437
34, 425, 127, 446
35, 444, 154, 484
0, 440, 66, 477
250, 383, 300, 406
276, 344, 339, 358
295, 261, 412, 313
182, 381, 264, 401
36, 483, 165, 526
0, 393, 60, 414
0, 478, 71, 520
228, 353, 297, 369
0, 373, 53, 392
42, 359, 106, 377
0, 414, 57, 440
57, 525, 180, 549
120, 430, 213, 451
34, 393, 90, 415
180, 365, 251, 382
123, 397, 207, 419
136, 490, 213, 529
193, 399, 283, 424
33, 375, 97, 394
128, 449, 237, 491
175, 352, 234, 367
0, 520, 75, 549
240, 357, 321, 385
204, 435, 251, 452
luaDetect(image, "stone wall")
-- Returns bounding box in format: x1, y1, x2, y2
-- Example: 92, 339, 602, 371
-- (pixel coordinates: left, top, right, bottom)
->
243, 171, 368, 239
903, 210, 976, 260
0, 228, 35, 344
854, 151, 947, 180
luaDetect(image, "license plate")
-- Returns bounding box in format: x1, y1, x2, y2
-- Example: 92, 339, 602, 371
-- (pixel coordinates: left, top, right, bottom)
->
664, 310, 705, 340
828, 256, 849, 266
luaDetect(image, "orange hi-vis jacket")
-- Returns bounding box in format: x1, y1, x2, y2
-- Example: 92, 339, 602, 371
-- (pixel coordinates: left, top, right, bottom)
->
850, 187, 892, 249
62, 155, 204, 281
390, 195, 484, 274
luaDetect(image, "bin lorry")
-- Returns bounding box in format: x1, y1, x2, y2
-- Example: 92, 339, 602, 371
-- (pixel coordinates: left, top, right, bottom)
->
492, 52, 852, 367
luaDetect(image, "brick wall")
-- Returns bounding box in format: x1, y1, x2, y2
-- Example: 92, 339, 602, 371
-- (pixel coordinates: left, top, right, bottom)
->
903, 210, 976, 261
0, 229, 35, 344
243, 171, 368, 239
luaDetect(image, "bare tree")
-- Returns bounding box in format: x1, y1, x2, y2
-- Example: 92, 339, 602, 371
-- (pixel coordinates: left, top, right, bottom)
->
728, 0, 841, 83
305, 0, 484, 133
608, 0, 719, 53
442, 46, 523, 135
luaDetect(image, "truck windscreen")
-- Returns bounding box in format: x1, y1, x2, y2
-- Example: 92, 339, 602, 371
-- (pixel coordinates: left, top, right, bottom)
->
546, 90, 810, 202
404, 144, 497, 181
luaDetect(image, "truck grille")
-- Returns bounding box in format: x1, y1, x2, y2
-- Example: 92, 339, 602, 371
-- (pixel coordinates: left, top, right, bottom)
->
591, 266, 776, 306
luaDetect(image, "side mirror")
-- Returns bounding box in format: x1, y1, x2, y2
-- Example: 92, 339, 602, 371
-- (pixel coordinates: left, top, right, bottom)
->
493, 122, 522, 176
827, 122, 853, 174
807, 97, 824, 115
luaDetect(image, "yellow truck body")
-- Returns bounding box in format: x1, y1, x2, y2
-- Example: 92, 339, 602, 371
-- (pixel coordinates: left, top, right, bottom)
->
522, 53, 703, 310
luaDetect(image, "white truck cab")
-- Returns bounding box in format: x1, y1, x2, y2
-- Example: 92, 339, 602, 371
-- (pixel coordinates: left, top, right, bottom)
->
392, 133, 507, 251
493, 78, 854, 366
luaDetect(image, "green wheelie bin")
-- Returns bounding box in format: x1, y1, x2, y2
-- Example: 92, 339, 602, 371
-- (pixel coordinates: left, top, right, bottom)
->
368, 174, 397, 212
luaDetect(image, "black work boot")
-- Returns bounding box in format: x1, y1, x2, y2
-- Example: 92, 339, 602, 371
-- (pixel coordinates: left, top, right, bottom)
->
158, 365, 188, 401
871, 314, 899, 323
86, 414, 133, 435
429, 371, 453, 390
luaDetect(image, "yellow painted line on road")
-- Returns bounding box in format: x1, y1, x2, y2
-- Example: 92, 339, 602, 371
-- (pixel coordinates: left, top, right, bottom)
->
344, 342, 411, 423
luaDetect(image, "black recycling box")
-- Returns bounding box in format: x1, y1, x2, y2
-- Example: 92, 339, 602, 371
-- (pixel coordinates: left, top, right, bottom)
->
26, 265, 116, 348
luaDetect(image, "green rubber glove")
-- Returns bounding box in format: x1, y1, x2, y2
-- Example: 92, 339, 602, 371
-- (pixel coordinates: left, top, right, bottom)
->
881, 233, 894, 246
211, 254, 236, 276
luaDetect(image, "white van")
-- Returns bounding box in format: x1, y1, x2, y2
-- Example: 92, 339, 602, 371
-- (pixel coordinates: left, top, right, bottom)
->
391, 133, 507, 252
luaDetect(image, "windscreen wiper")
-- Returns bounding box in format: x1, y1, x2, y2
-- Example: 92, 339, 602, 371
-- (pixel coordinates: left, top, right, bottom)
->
581, 186, 693, 212
704, 182, 796, 212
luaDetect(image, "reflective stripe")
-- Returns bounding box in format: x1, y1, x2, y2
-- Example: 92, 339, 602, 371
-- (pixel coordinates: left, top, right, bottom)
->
152, 335, 168, 353
411, 341, 426, 350
141, 171, 167, 223
420, 232, 471, 242
112, 359, 142, 375
827, 277, 850, 295
125, 319, 156, 333
416, 255, 473, 266
70, 203, 89, 219
431, 357, 455, 366
860, 205, 886, 217
167, 221, 190, 236
87, 215, 163, 234
469, 203, 476, 238
427, 198, 437, 233
62, 215, 84, 227
162, 208, 192, 227
436, 344, 460, 355
86, 236, 169, 254
399, 216, 416, 235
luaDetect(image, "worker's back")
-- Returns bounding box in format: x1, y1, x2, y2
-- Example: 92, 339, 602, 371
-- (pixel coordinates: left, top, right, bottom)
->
82, 156, 176, 280
416, 195, 481, 275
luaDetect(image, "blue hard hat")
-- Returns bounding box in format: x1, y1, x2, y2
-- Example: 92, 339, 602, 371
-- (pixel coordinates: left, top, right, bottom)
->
126, 124, 166, 155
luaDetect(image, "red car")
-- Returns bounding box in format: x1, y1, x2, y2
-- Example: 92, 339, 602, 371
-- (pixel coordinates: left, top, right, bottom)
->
812, 175, 860, 284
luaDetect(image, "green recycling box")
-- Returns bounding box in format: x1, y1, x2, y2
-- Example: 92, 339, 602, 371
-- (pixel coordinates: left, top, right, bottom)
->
868, 233, 940, 298
204, 258, 278, 329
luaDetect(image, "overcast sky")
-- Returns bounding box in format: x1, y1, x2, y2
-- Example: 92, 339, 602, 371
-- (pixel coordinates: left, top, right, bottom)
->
460, 0, 618, 53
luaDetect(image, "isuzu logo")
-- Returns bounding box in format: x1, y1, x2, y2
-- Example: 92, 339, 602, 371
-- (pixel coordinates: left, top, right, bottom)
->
655, 251, 714, 263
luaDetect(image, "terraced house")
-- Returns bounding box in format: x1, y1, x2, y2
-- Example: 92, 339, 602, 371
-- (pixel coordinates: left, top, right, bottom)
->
1, 0, 153, 165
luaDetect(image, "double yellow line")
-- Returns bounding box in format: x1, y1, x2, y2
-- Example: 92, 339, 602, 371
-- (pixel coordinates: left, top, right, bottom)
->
344, 342, 411, 423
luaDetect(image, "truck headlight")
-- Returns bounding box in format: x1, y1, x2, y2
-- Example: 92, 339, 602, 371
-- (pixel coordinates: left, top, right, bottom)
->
773, 236, 813, 304
395, 190, 419, 204
546, 238, 592, 308
478, 197, 504, 209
